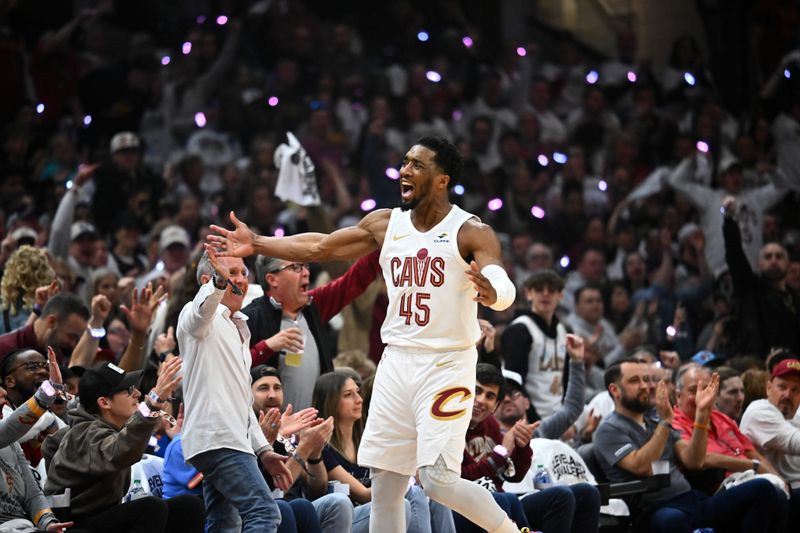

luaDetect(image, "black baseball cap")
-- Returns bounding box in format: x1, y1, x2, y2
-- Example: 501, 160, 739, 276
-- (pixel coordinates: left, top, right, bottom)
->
79, 362, 142, 410
250, 365, 280, 384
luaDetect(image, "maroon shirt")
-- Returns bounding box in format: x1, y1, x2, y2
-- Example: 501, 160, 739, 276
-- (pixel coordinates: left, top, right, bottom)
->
463, 413, 532, 491
0, 323, 39, 364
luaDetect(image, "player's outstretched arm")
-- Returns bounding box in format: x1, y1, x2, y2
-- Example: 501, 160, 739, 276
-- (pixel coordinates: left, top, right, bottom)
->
208, 210, 389, 262
461, 221, 515, 311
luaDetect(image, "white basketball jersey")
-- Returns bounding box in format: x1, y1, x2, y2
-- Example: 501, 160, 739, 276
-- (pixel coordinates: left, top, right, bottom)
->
380, 205, 481, 351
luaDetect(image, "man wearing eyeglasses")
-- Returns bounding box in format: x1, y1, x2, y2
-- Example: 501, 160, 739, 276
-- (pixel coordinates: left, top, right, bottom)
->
0, 349, 66, 464
243, 252, 380, 411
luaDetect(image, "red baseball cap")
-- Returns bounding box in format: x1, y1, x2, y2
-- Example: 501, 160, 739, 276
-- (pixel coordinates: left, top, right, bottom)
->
771, 359, 800, 380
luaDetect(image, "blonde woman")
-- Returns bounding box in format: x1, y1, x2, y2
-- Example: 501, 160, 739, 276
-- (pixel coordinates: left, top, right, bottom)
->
0, 246, 56, 334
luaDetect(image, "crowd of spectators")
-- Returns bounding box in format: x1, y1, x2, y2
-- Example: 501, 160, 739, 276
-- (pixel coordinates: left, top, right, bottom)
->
1, 0, 800, 531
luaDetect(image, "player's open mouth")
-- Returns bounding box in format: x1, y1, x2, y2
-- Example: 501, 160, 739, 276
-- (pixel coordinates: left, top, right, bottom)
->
300, 283, 309, 293
401, 182, 415, 201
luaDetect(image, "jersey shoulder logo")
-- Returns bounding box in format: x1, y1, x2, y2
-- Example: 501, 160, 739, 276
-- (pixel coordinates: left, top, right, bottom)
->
430, 386, 472, 421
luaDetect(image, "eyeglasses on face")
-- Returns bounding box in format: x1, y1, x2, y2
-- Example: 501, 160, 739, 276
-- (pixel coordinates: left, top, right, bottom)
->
272, 263, 309, 273
9, 360, 50, 373
113, 385, 137, 397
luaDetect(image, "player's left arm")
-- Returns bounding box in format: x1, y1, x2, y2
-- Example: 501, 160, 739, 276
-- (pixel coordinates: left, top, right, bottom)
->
459, 220, 516, 311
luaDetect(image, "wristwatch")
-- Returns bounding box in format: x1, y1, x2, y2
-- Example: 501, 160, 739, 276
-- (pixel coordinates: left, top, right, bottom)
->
211, 272, 227, 290
752, 459, 761, 472
148, 390, 164, 406
88, 325, 106, 339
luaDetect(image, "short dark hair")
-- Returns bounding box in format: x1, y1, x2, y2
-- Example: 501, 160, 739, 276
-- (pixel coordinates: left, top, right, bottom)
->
524, 270, 564, 292
476, 363, 506, 401
415, 136, 464, 189
42, 293, 90, 322
604, 357, 642, 390
715, 366, 741, 385
1, 349, 42, 382
575, 284, 603, 305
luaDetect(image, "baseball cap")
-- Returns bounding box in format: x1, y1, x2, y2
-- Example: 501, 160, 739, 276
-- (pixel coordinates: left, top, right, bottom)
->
771, 359, 800, 380
691, 350, 718, 366
250, 364, 280, 384
677, 223, 701, 243
110, 132, 141, 153
79, 362, 143, 410
70, 221, 98, 241
9, 226, 37, 246
501, 369, 528, 398
159, 225, 190, 252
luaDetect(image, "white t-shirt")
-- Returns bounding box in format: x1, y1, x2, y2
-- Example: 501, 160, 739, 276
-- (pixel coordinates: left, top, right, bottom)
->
740, 398, 800, 489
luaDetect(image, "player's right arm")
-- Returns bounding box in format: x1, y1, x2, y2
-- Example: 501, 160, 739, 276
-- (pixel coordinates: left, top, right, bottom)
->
209, 209, 390, 261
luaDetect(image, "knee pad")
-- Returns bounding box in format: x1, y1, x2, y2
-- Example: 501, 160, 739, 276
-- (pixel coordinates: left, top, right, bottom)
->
419, 456, 459, 501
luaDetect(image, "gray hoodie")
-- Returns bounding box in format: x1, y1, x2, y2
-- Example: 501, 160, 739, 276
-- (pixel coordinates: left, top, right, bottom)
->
0, 387, 61, 530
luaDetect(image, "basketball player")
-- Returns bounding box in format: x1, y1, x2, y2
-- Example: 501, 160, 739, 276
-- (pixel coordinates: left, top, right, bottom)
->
208, 136, 522, 533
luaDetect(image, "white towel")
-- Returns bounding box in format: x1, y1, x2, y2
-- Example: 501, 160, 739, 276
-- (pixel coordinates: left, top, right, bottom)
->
273, 132, 320, 206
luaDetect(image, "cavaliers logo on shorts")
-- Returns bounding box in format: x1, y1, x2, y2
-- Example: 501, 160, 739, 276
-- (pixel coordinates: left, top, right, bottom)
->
430, 386, 472, 421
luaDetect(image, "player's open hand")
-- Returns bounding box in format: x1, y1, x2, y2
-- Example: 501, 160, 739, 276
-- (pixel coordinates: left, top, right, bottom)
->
465, 261, 498, 307
208, 211, 256, 258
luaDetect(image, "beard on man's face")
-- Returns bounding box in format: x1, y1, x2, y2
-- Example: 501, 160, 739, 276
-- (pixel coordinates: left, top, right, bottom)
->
400, 198, 420, 211
620, 390, 651, 413
762, 266, 786, 282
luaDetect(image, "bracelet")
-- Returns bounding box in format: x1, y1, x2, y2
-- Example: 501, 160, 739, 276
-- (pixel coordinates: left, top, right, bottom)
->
693, 421, 711, 431
157, 351, 172, 362
658, 420, 673, 430
307, 456, 323, 465
291, 452, 313, 477
32, 304, 42, 316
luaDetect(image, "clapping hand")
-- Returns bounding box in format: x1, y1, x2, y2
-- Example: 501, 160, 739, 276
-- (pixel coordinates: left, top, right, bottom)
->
655, 381, 673, 424
259, 408, 281, 443
279, 404, 318, 438
47, 346, 62, 386
694, 373, 720, 415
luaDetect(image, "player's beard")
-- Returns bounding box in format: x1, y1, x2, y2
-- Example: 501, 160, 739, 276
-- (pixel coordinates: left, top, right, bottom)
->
400, 198, 419, 211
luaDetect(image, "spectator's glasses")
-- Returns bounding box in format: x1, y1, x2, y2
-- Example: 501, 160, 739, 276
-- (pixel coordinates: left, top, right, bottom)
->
272, 263, 309, 273
113, 385, 137, 396
504, 390, 524, 401
9, 361, 50, 373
